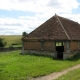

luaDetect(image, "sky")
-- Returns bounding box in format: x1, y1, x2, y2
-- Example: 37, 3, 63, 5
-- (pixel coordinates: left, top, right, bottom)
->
0, 0, 80, 35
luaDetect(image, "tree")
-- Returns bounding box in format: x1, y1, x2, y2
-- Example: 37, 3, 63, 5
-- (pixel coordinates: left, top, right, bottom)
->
0, 38, 7, 47
22, 32, 28, 37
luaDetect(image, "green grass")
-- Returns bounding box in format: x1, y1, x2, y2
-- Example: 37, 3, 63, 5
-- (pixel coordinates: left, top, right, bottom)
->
56, 68, 80, 80
0, 51, 80, 80
0, 35, 22, 46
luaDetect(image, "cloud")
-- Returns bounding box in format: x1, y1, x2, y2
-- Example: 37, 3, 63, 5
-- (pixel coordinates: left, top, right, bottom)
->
47, 0, 80, 13
1, 12, 80, 35
48, 0, 79, 9
0, 15, 43, 35
0, 0, 49, 12
0, 0, 80, 35
0, 0, 79, 13
60, 13, 80, 23
0, 23, 22, 26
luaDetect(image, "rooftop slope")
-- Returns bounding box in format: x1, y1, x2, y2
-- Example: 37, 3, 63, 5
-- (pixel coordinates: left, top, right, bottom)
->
23, 14, 80, 41
59, 16, 80, 40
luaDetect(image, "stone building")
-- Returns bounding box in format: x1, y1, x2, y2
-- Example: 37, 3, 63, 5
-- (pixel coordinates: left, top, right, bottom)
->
22, 14, 80, 59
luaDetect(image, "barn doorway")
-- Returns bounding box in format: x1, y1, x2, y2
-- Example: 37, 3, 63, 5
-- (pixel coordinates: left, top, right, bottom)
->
56, 42, 64, 59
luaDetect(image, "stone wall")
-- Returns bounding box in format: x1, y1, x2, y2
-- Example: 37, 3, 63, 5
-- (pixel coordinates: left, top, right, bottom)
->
63, 50, 80, 60
0, 47, 22, 51
21, 50, 57, 58
22, 40, 80, 59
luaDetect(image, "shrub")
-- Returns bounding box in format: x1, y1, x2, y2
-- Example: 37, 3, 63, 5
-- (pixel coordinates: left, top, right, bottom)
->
0, 38, 7, 47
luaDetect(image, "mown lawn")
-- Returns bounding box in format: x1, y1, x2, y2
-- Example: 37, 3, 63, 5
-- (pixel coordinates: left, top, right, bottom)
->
0, 50, 80, 80
56, 68, 80, 80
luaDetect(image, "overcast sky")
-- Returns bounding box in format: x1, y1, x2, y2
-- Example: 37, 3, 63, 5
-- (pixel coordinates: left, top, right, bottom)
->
0, 0, 80, 35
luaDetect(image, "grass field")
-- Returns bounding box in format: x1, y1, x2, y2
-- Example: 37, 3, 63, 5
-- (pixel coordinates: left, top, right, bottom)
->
0, 50, 80, 80
0, 35, 22, 46
56, 68, 80, 80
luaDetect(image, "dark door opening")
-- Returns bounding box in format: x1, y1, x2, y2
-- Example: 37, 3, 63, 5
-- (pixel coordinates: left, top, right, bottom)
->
55, 42, 64, 59
56, 46, 64, 59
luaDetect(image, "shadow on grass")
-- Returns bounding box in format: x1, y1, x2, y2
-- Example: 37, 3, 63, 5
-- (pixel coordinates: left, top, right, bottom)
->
20, 52, 67, 61
20, 52, 80, 61
20, 52, 55, 60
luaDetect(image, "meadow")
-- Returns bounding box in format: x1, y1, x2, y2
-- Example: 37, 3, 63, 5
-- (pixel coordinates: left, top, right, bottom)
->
0, 35, 22, 46
0, 50, 80, 80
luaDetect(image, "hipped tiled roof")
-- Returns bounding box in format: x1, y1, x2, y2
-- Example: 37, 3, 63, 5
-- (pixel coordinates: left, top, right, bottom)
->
23, 14, 80, 41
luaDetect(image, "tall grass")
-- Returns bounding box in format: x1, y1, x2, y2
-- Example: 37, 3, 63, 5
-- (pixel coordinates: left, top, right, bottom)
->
0, 35, 22, 46
0, 50, 80, 80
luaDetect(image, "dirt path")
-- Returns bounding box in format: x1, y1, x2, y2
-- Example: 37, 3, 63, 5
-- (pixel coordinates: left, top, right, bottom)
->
32, 64, 80, 80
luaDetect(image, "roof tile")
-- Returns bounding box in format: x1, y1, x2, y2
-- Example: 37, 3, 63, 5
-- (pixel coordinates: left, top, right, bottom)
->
23, 14, 80, 41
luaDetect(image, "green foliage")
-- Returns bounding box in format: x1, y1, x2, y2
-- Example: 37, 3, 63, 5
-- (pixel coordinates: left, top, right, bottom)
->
0, 38, 7, 47
22, 32, 28, 37
0, 51, 80, 80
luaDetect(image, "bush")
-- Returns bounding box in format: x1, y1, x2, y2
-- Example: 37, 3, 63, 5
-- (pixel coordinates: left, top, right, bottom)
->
0, 38, 7, 47
22, 32, 28, 37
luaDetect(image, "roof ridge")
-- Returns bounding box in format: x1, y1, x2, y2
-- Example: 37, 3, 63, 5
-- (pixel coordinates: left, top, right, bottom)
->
55, 14, 70, 40
58, 16, 79, 24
